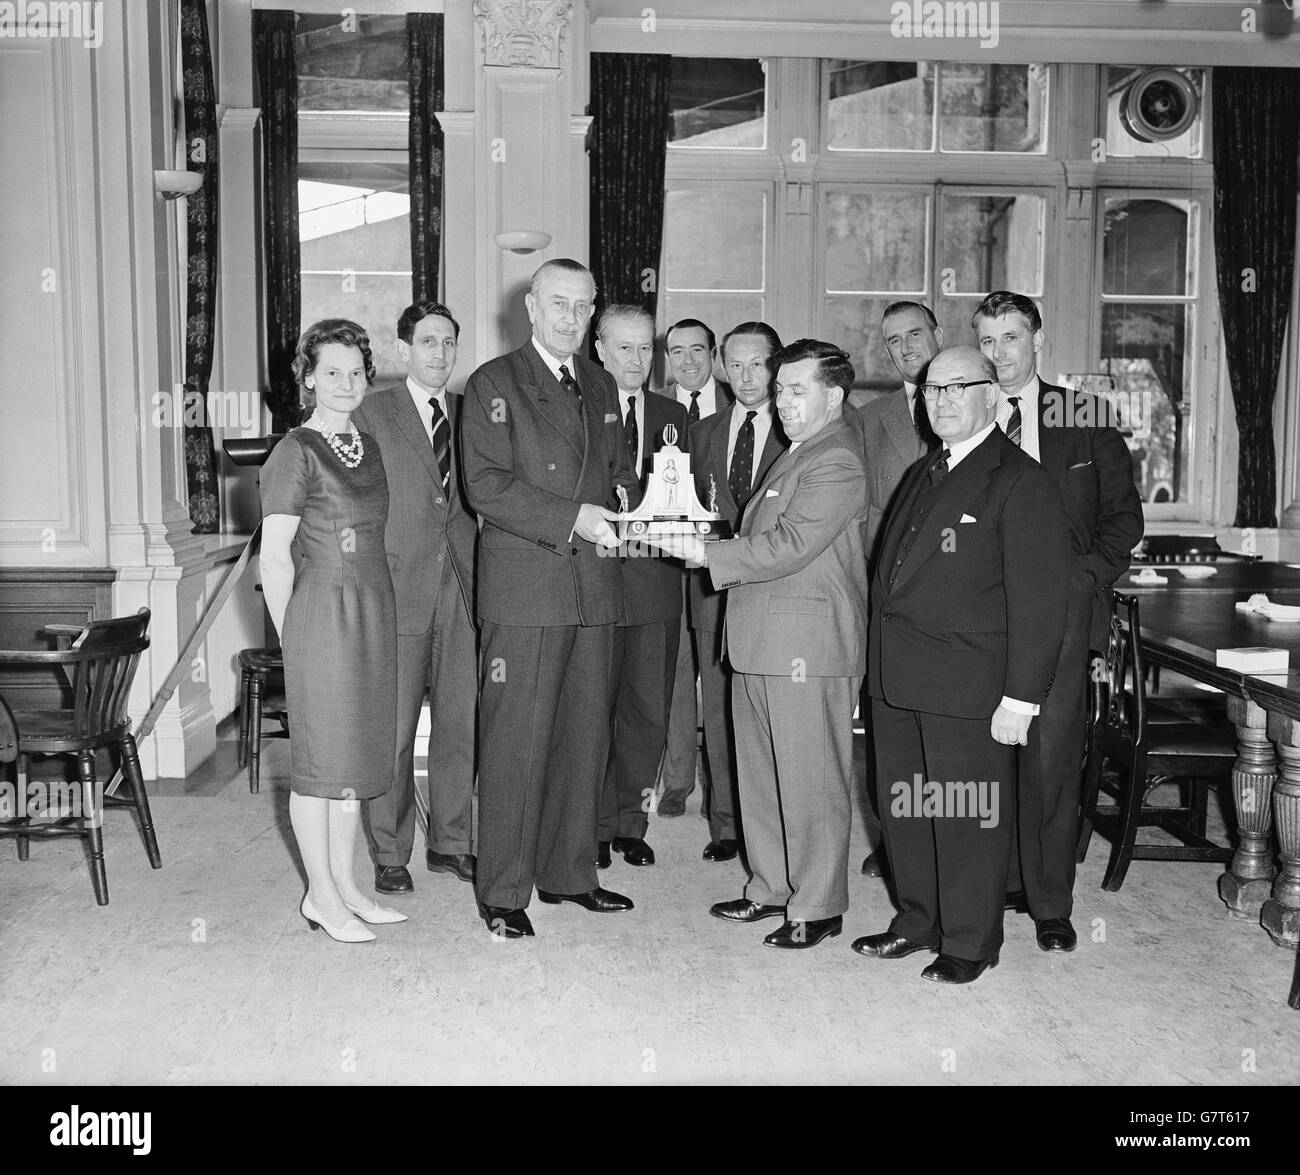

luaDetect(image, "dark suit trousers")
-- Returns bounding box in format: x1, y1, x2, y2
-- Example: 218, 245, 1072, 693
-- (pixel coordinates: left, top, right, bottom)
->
733, 673, 858, 921
368, 566, 476, 865
476, 621, 615, 909
872, 698, 1016, 960
1010, 578, 1092, 918
601, 616, 680, 839
698, 627, 738, 842
659, 584, 699, 797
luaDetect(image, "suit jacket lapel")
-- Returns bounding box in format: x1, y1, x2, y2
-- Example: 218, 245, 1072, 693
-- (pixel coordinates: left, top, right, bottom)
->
889, 431, 999, 594
390, 383, 444, 485
884, 387, 926, 467
707, 412, 740, 519
1035, 386, 1069, 483
521, 345, 584, 458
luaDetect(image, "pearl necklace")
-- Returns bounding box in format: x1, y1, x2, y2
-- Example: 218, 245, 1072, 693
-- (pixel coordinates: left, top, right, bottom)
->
307, 413, 364, 469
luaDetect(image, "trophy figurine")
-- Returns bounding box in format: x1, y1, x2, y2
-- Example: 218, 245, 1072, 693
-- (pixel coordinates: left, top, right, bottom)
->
617, 424, 731, 542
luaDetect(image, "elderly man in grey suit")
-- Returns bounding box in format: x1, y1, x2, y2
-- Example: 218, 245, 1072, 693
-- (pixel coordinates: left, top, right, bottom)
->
658, 339, 868, 949
352, 301, 478, 897
460, 258, 640, 940
849, 300, 943, 878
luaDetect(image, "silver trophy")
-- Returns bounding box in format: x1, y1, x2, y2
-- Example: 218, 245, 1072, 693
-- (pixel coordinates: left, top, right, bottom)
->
617, 424, 731, 542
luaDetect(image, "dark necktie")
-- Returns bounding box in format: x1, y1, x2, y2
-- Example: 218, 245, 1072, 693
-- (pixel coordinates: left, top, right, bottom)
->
428, 396, 451, 494
624, 394, 639, 471
729, 410, 757, 508
913, 386, 939, 452
688, 390, 701, 426
1004, 396, 1022, 448
558, 363, 582, 411
929, 447, 950, 487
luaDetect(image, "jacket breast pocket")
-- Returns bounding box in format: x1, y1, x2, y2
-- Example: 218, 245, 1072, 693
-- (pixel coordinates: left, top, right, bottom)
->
768, 596, 830, 617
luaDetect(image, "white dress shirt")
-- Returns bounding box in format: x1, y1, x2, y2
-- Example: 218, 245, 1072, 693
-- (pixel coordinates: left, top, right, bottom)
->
406, 376, 448, 444
621, 390, 646, 472
996, 375, 1041, 464
725, 399, 775, 490
531, 336, 577, 385
674, 375, 720, 421
941, 418, 1039, 717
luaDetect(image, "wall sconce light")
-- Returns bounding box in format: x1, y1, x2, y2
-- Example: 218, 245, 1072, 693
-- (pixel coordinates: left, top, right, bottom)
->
154, 169, 204, 199
494, 230, 552, 255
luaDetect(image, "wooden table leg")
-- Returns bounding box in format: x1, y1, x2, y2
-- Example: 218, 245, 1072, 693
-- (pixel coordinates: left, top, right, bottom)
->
1263, 713, 1300, 951
1220, 696, 1277, 918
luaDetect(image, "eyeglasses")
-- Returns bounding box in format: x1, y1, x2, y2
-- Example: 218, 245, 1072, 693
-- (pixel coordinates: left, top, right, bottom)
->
921, 379, 994, 402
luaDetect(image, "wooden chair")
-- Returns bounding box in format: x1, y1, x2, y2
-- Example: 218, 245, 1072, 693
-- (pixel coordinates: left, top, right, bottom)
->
0, 608, 160, 904
237, 648, 287, 794
1077, 591, 1236, 891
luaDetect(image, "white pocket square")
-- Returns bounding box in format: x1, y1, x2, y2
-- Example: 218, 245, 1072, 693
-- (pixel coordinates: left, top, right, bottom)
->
960, 513, 977, 523
765, 488, 780, 498
604, 413, 618, 423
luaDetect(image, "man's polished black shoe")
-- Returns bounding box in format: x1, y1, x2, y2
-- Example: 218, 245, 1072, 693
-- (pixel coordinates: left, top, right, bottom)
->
860, 847, 887, 877
375, 865, 414, 894
702, 839, 739, 862
611, 836, 655, 866
921, 953, 999, 984
426, 851, 475, 883
851, 930, 936, 959
709, 898, 785, 923
764, 915, 842, 949
1004, 889, 1030, 913
537, 887, 634, 912
597, 841, 612, 869
656, 794, 687, 817
1035, 916, 1078, 952
478, 904, 534, 939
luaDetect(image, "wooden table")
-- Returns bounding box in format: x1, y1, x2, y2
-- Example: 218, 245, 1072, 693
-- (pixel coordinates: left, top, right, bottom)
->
1120, 563, 1300, 1005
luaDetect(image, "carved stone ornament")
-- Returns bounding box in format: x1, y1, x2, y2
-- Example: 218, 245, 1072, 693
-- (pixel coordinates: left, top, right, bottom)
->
474, 0, 573, 69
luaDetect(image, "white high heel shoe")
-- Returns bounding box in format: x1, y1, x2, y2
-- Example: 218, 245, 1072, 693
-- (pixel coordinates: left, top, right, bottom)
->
301, 895, 376, 942
343, 898, 409, 925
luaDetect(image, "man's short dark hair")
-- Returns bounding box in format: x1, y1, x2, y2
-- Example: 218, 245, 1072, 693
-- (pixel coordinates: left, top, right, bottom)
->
720, 321, 783, 364
772, 338, 856, 396
665, 318, 716, 354
882, 300, 937, 330
397, 301, 461, 344
971, 291, 1042, 334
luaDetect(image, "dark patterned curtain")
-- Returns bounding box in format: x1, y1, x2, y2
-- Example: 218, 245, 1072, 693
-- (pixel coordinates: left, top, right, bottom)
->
408, 13, 444, 303
254, 10, 301, 433
179, 0, 220, 532
588, 53, 672, 323
1212, 67, 1300, 528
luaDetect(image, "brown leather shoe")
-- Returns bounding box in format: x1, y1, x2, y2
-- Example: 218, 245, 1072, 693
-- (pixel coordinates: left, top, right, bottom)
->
763, 916, 842, 949
374, 865, 413, 895
1035, 917, 1077, 952
426, 851, 475, 883
537, 887, 633, 912
921, 953, 999, 984
709, 898, 784, 923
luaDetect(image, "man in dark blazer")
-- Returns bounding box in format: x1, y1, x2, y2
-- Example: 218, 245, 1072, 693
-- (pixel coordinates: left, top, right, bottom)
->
847, 301, 942, 878
459, 258, 640, 939
352, 301, 478, 896
595, 305, 689, 868
974, 291, 1144, 953
855, 346, 1071, 984
679, 321, 786, 861
658, 318, 732, 815
664, 339, 868, 950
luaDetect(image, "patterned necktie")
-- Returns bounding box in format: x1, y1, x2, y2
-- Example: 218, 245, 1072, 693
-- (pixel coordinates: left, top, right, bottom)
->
729, 410, 757, 508
558, 363, 582, 411
428, 396, 451, 494
1004, 396, 1023, 448
929, 447, 951, 487
913, 386, 938, 452
624, 394, 639, 471
688, 390, 701, 426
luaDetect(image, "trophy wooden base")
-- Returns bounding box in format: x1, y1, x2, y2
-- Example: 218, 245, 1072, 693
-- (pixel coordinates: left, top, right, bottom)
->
617, 516, 732, 542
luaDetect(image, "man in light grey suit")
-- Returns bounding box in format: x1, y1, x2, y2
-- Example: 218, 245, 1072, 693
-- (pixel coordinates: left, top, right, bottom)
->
353, 301, 479, 896
848, 300, 942, 878
660, 340, 869, 950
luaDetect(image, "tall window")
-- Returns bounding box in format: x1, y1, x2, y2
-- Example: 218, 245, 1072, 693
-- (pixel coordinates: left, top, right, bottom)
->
659, 59, 1213, 517
296, 13, 411, 381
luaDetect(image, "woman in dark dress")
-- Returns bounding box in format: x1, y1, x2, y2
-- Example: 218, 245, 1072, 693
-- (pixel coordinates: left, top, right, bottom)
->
260, 319, 402, 943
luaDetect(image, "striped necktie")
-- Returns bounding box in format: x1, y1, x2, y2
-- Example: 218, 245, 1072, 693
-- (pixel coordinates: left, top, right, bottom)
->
1004, 396, 1023, 448
428, 396, 451, 493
